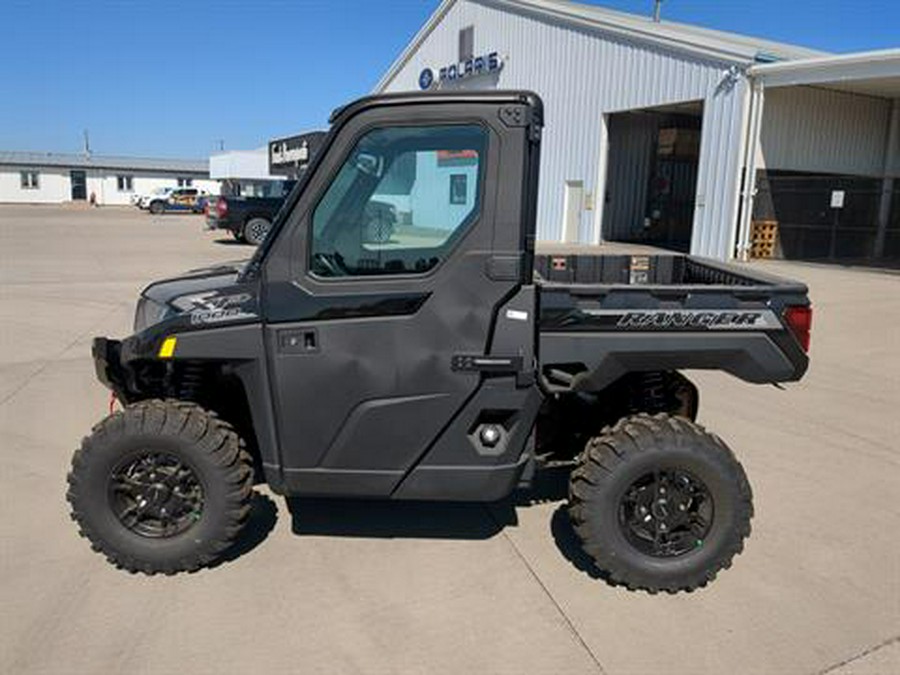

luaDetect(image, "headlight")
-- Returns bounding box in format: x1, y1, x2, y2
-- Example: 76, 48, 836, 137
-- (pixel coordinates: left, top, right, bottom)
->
134, 296, 173, 332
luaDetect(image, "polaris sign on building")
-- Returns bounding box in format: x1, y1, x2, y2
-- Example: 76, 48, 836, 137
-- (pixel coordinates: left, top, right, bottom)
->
376, 0, 900, 262
419, 51, 503, 89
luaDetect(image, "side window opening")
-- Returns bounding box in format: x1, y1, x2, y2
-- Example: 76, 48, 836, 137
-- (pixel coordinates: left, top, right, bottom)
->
310, 124, 486, 278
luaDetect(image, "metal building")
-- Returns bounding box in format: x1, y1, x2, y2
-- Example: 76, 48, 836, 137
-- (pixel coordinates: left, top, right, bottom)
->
0, 151, 217, 206
376, 0, 900, 261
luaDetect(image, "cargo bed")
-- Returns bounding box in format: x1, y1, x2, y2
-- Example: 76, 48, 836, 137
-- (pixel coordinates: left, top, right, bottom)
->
533, 252, 802, 288
533, 253, 811, 391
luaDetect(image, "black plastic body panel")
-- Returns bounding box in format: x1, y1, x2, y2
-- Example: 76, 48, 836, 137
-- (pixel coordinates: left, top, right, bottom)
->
259, 91, 544, 499
535, 253, 810, 389
540, 332, 801, 392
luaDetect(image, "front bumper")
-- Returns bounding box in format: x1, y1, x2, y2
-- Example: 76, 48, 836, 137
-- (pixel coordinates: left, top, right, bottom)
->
92, 337, 126, 396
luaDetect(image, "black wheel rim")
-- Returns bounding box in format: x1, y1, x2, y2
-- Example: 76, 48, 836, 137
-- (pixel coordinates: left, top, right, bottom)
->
618, 468, 714, 558
108, 452, 204, 538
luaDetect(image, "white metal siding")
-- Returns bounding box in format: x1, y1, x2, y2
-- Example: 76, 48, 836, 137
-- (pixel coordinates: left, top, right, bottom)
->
0, 169, 218, 205
0, 168, 70, 203
692, 74, 749, 258
210, 149, 271, 180
380, 0, 748, 258
759, 86, 892, 176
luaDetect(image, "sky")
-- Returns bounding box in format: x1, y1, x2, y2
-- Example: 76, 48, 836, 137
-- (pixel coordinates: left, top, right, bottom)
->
0, 0, 897, 159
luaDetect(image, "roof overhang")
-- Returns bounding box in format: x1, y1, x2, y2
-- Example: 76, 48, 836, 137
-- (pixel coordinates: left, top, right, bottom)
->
375, 0, 827, 93
750, 48, 900, 98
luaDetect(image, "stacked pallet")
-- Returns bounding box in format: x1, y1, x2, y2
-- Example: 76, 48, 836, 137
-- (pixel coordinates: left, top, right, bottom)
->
751, 220, 779, 259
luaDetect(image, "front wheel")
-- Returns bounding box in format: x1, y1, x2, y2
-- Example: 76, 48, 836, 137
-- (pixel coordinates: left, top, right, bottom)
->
148, 201, 165, 215
568, 413, 752, 593
67, 400, 254, 574
243, 217, 271, 246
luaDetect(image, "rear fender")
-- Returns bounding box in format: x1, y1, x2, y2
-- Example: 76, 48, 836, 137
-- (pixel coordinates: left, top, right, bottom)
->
540, 331, 807, 392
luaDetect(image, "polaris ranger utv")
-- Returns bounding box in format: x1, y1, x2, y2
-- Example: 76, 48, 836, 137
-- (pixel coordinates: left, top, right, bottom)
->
68, 91, 812, 592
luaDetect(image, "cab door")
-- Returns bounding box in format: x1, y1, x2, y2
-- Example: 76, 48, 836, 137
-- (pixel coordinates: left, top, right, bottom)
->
260, 96, 540, 496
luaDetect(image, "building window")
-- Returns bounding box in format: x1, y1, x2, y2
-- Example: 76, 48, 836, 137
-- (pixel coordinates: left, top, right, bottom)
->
177, 177, 193, 187
450, 174, 468, 204
117, 175, 133, 192
459, 26, 474, 62
20, 171, 39, 189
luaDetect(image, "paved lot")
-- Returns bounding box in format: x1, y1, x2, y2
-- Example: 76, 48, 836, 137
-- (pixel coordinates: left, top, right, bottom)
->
1, 204, 898, 675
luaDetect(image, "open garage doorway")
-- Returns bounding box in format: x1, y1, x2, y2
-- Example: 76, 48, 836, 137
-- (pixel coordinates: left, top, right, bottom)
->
602, 101, 703, 252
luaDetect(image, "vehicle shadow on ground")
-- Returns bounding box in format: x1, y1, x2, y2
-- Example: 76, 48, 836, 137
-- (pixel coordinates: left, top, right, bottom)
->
214, 491, 279, 567
509, 466, 610, 580
283, 463, 603, 579
287, 498, 514, 540
223, 469, 605, 579
549, 506, 609, 581
212, 238, 250, 246
283, 467, 577, 541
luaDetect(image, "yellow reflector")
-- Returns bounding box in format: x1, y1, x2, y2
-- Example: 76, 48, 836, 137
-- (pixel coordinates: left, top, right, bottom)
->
158, 336, 177, 359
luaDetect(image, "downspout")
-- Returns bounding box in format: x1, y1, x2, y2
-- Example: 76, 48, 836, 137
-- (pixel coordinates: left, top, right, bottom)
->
736, 76, 765, 261
873, 98, 899, 259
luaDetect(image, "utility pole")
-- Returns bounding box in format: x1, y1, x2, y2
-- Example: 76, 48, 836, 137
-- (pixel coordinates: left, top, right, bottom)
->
83, 129, 91, 158
653, 0, 663, 22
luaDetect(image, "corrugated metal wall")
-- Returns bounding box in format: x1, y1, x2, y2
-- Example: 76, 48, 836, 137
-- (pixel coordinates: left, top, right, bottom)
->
692, 74, 749, 258
759, 86, 892, 176
379, 0, 748, 258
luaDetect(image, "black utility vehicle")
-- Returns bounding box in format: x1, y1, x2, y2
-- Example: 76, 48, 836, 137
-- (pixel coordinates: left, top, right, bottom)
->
68, 92, 812, 592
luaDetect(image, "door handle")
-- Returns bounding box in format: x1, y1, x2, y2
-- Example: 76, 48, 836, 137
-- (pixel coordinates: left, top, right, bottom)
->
451, 354, 522, 373
278, 329, 318, 354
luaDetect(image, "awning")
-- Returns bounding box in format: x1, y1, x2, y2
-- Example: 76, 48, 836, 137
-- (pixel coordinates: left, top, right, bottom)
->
750, 48, 900, 99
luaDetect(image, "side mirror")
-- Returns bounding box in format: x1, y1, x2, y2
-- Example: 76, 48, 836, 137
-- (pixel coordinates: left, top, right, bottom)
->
354, 152, 383, 178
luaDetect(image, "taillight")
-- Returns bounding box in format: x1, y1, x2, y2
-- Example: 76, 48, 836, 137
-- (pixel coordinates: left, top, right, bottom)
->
216, 197, 228, 218
783, 305, 812, 352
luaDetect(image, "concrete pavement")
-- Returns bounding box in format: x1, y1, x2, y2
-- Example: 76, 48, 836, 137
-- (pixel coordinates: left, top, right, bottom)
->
0, 205, 897, 674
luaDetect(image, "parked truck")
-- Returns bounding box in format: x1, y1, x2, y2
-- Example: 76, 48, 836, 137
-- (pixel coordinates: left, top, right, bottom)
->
206, 179, 295, 245
68, 91, 811, 592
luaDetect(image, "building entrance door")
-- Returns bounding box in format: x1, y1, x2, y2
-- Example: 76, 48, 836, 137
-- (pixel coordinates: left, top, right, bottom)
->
70, 171, 87, 200
562, 180, 584, 243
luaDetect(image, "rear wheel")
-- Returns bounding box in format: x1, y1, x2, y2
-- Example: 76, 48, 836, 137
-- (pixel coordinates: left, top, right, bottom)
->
243, 217, 271, 246
67, 399, 254, 574
568, 413, 752, 593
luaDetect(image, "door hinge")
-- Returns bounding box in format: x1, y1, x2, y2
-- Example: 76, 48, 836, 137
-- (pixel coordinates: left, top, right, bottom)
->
498, 104, 542, 143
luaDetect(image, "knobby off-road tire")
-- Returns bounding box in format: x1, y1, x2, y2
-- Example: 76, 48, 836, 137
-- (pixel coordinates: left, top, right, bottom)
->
67, 399, 254, 575
568, 413, 752, 593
